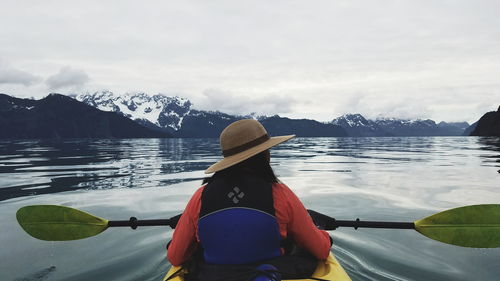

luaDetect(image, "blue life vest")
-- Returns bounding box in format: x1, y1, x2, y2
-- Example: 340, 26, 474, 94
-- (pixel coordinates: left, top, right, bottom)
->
198, 174, 282, 264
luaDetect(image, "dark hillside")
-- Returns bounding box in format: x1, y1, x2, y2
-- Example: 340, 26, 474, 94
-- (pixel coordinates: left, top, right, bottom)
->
470, 106, 500, 137
0, 94, 170, 139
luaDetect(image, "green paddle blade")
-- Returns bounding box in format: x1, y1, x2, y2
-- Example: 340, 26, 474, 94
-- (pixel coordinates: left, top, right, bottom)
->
16, 205, 109, 241
415, 204, 500, 248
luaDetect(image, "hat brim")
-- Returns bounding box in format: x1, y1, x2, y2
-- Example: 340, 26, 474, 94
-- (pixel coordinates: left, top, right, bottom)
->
205, 134, 295, 174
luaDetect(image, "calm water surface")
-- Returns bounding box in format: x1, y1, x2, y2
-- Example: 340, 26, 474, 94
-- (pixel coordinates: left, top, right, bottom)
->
1, 137, 499, 281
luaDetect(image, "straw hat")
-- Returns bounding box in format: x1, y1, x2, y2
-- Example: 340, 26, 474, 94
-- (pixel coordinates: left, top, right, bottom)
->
205, 119, 295, 174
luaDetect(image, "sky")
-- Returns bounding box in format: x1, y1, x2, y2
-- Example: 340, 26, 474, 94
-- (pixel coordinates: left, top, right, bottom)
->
1, 0, 499, 123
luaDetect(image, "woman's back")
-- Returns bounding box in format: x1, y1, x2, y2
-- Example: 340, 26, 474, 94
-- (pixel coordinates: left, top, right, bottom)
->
198, 172, 282, 264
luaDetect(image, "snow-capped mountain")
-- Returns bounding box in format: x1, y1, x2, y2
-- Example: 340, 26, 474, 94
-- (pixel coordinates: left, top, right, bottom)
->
374, 117, 470, 136
332, 114, 372, 128
70, 92, 469, 137
332, 114, 389, 137
332, 114, 469, 136
374, 117, 436, 136
73, 91, 191, 133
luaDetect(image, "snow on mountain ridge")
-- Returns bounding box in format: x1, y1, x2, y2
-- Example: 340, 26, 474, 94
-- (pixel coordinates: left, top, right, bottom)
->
332, 114, 374, 128
375, 117, 436, 127
329, 113, 469, 136
74, 91, 191, 131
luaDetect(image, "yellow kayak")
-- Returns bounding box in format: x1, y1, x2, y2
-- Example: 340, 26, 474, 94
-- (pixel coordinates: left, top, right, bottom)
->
163, 252, 352, 281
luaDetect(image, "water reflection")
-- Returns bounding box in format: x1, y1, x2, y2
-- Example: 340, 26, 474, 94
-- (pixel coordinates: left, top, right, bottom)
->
476, 137, 500, 171
2, 137, 499, 202
0, 139, 220, 201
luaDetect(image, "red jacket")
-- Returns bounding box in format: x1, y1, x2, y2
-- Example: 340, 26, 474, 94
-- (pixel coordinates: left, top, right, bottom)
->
167, 182, 331, 266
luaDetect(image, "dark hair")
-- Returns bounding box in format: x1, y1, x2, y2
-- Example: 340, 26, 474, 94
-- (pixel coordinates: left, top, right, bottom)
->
203, 151, 278, 184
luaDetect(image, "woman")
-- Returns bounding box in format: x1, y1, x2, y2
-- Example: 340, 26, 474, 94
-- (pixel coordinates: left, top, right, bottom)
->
167, 119, 331, 280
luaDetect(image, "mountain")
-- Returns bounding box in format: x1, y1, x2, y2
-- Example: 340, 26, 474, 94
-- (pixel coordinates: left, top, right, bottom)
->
470, 106, 500, 136
74, 91, 347, 137
176, 112, 348, 138
463, 122, 478, 136
331, 114, 389, 137
331, 114, 469, 137
437, 121, 470, 136
176, 110, 242, 137
74, 91, 191, 134
261, 116, 347, 137
0, 93, 170, 139
71, 92, 470, 138
375, 118, 470, 136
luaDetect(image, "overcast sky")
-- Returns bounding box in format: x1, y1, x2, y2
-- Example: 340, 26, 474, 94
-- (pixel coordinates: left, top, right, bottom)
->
1, 0, 499, 123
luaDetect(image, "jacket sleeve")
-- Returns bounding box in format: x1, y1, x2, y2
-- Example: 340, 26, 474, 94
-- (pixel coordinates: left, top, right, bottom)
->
167, 186, 204, 266
273, 183, 331, 260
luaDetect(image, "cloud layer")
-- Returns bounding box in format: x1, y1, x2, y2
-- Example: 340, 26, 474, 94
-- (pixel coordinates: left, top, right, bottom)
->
46, 67, 90, 90
1, 0, 499, 123
0, 59, 40, 86
193, 89, 296, 116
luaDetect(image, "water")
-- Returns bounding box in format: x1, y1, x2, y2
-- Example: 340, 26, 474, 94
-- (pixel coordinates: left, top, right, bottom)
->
0, 137, 499, 281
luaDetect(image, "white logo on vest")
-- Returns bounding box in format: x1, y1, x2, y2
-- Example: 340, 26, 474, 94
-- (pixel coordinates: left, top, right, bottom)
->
227, 186, 245, 204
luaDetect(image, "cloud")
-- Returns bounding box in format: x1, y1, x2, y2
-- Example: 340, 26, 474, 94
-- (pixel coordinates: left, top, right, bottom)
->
0, 59, 40, 86
194, 89, 296, 116
1, 1, 499, 122
46, 66, 90, 90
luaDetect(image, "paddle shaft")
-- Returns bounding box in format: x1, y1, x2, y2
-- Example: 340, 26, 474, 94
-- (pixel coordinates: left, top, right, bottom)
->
307, 210, 415, 230
107, 214, 415, 230
108, 214, 182, 229
332, 219, 415, 230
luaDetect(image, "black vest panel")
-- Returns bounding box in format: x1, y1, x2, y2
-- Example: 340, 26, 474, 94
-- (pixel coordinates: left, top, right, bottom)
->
200, 174, 275, 218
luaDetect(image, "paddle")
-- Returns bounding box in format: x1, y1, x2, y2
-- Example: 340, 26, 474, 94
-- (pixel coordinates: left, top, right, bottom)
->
308, 204, 500, 248
16, 204, 500, 248
16, 205, 181, 241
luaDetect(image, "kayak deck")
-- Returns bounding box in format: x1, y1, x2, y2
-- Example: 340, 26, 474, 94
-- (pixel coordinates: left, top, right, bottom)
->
163, 252, 351, 281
